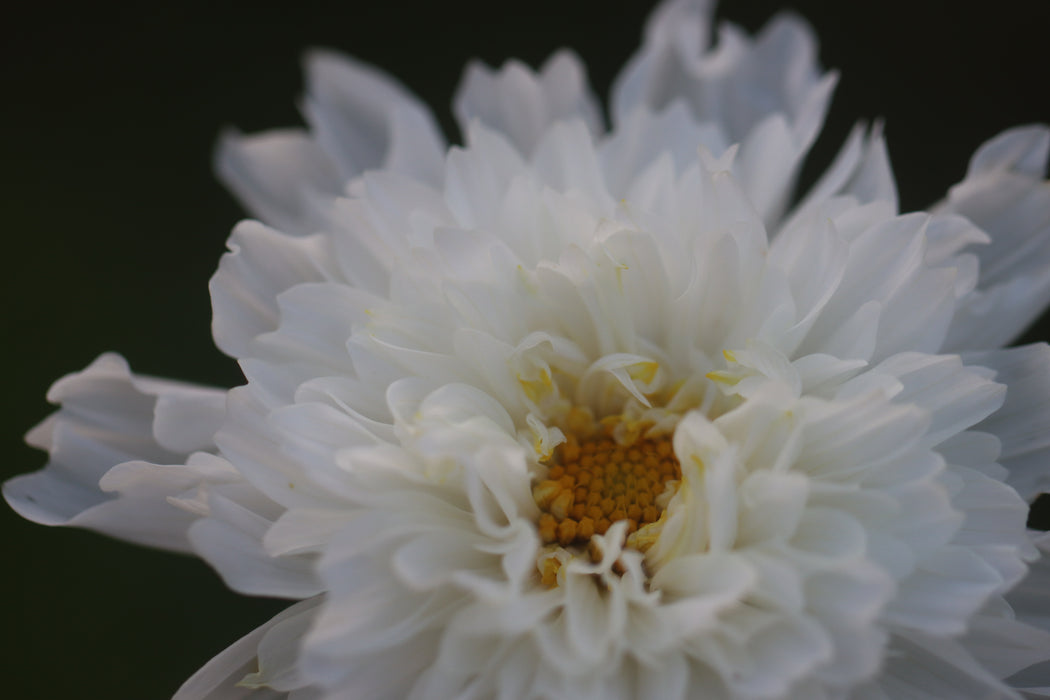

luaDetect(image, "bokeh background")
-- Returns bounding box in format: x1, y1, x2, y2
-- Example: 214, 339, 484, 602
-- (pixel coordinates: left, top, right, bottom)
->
3, 1, 1049, 697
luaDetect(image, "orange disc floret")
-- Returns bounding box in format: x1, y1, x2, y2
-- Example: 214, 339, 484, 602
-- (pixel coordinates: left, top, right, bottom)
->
533, 426, 680, 551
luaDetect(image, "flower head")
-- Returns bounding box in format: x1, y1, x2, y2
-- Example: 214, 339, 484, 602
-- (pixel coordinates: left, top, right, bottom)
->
7, 1, 1050, 698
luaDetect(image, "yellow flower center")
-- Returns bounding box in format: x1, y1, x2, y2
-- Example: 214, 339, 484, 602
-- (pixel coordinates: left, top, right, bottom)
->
533, 423, 681, 557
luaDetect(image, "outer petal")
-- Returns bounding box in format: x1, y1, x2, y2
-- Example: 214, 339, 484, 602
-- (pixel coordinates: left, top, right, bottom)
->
189, 492, 323, 599
302, 49, 445, 185
174, 598, 323, 700
3, 353, 228, 552
599, 100, 730, 197
1008, 532, 1050, 637
612, 2, 834, 138
218, 49, 446, 235
939, 126, 1050, 351
611, 0, 718, 127
967, 344, 1050, 501
209, 221, 341, 359
611, 1, 836, 225
455, 50, 603, 156
215, 128, 343, 237
797, 213, 957, 363
784, 122, 898, 231
866, 631, 1021, 699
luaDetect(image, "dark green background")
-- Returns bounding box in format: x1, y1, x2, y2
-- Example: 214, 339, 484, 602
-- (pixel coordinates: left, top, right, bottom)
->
3, 1, 1048, 697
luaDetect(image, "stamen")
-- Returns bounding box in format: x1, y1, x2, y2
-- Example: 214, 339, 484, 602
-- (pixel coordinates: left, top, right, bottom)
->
533, 424, 680, 552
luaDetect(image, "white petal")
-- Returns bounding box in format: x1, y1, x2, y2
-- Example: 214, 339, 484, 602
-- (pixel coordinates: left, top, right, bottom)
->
767, 208, 848, 356
871, 353, 1005, 448
962, 613, 1050, 680
939, 125, 1050, 351
613, 6, 832, 144
735, 471, 808, 546
264, 508, 354, 558
532, 120, 614, 207
455, 50, 603, 156
443, 121, 529, 232
800, 213, 955, 362
190, 493, 322, 599
869, 631, 1017, 699
600, 101, 729, 198
174, 598, 320, 700
1009, 533, 1050, 633
885, 546, 1009, 636
302, 50, 445, 184
610, 0, 717, 125
210, 221, 339, 358
239, 597, 325, 692
797, 390, 929, 481
152, 384, 227, 454
733, 112, 805, 226
4, 353, 230, 551
215, 128, 341, 236
968, 344, 1050, 500
945, 274, 1050, 353
785, 123, 898, 234
214, 385, 340, 510
252, 282, 373, 375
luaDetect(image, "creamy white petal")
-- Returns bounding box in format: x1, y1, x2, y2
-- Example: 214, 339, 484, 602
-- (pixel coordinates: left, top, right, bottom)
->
939, 125, 1050, 351
218, 49, 447, 239
865, 631, 1019, 699
444, 121, 530, 231
785, 123, 898, 231
962, 613, 1050, 681
1008, 533, 1050, 635
215, 128, 341, 237
189, 492, 321, 599
174, 598, 322, 700
612, 4, 832, 145
612, 3, 836, 226
239, 597, 325, 692
798, 213, 955, 362
215, 378, 381, 514
302, 49, 445, 184
968, 344, 1050, 500
600, 101, 730, 197
867, 353, 1005, 448
532, 120, 615, 209
5, 353, 228, 551
210, 221, 340, 358
455, 50, 603, 156
884, 546, 1012, 636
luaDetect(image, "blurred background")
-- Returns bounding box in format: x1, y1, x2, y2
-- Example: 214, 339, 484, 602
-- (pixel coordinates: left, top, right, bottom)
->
2, 0, 1048, 696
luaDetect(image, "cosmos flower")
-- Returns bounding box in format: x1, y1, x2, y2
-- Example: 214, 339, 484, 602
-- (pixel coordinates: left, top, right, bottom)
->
7, 0, 1050, 697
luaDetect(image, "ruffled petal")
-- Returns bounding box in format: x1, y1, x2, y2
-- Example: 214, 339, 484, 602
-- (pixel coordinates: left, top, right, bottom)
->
968, 344, 1050, 500
455, 50, 603, 156
215, 128, 342, 237
612, 2, 836, 225
4, 353, 229, 552
209, 221, 340, 358
784, 122, 898, 230
1008, 532, 1050, 634
174, 598, 322, 700
189, 492, 322, 599
939, 125, 1050, 351
302, 50, 445, 185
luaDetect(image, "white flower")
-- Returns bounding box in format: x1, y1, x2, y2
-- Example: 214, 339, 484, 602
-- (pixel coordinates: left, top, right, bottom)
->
7, 1, 1050, 698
